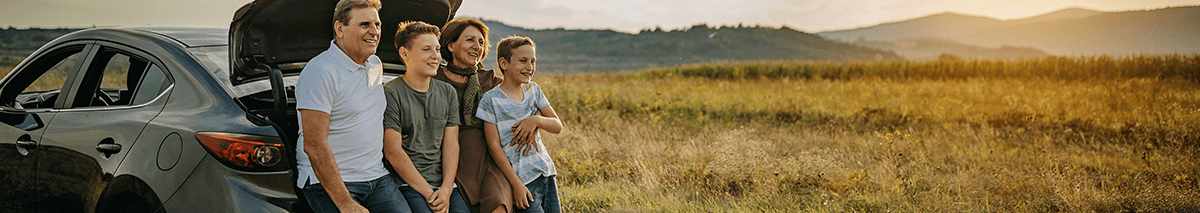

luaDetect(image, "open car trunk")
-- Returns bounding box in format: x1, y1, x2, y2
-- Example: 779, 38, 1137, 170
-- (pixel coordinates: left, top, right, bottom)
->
230, 0, 459, 85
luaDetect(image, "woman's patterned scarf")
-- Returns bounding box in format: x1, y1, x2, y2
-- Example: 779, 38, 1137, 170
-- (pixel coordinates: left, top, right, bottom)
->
447, 63, 482, 126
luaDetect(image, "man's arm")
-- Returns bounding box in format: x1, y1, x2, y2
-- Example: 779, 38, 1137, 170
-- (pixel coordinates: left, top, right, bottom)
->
300, 109, 367, 213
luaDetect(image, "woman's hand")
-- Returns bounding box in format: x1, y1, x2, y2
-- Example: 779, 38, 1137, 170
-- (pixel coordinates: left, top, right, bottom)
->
512, 184, 534, 209
511, 116, 541, 155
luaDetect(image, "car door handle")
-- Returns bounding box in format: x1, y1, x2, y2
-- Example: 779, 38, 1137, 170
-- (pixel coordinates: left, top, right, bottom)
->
97, 138, 121, 158
16, 140, 37, 148
96, 144, 122, 153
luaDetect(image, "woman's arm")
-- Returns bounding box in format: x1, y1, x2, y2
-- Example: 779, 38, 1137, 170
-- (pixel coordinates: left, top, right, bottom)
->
510, 105, 563, 154
484, 121, 533, 209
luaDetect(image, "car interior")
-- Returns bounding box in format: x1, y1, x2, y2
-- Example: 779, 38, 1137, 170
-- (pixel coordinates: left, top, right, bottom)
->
2, 45, 87, 110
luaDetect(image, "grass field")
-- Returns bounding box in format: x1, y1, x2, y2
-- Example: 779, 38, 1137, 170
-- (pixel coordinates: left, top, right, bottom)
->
535, 55, 1200, 212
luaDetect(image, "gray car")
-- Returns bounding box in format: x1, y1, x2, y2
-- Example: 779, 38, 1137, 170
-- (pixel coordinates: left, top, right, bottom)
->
0, 0, 457, 212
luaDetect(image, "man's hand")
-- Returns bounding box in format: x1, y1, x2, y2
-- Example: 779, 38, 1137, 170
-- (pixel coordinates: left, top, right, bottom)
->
337, 200, 369, 213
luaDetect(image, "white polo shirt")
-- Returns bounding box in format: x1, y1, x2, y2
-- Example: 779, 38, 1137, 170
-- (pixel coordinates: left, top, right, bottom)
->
294, 40, 389, 187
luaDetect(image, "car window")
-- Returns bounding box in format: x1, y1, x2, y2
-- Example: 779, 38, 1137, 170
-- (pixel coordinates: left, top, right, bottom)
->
22, 49, 87, 94
131, 64, 169, 105
189, 46, 233, 90
73, 48, 150, 108
1, 45, 88, 109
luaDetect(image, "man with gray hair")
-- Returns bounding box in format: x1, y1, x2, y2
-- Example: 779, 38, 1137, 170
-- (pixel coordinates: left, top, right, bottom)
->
294, 0, 409, 212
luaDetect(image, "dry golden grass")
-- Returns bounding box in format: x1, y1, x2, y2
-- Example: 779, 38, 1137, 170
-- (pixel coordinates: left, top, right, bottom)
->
2, 62, 130, 92
1, 65, 13, 79
536, 55, 1200, 212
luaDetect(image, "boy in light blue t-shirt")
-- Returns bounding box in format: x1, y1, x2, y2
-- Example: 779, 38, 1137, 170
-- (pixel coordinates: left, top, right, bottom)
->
476, 36, 564, 213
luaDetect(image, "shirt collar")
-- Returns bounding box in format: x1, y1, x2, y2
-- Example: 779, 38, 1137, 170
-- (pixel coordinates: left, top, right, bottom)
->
327, 40, 380, 73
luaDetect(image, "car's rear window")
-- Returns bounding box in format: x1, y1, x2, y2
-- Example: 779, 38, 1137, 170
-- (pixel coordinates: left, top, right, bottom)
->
189, 46, 235, 91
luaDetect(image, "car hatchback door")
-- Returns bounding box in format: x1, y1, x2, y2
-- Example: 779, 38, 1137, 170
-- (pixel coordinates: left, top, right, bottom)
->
34, 42, 172, 212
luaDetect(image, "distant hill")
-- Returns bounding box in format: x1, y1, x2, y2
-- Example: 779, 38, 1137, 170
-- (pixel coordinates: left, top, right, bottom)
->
1005, 7, 1104, 26
964, 6, 1200, 55
818, 6, 1200, 56
1, 28, 79, 66
817, 12, 1003, 42
849, 38, 1051, 60
479, 20, 900, 72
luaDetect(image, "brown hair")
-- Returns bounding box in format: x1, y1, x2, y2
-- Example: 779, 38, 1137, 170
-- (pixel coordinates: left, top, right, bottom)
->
495, 35, 536, 73
333, 0, 383, 26
394, 21, 442, 49
439, 18, 490, 62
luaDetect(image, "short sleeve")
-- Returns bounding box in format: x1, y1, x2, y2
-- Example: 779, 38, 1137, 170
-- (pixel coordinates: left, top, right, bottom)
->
442, 83, 461, 127
382, 83, 404, 132
475, 90, 498, 124
532, 82, 551, 110
295, 65, 335, 113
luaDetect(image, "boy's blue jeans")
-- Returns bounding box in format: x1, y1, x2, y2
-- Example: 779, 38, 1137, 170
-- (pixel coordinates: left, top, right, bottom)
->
518, 175, 561, 213
399, 186, 470, 213
301, 175, 411, 213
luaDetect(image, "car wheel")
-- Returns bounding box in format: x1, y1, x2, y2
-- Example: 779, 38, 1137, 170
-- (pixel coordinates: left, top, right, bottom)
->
100, 194, 158, 213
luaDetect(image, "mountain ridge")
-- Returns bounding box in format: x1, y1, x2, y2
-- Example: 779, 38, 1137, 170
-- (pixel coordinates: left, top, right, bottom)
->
818, 12, 1003, 41
1005, 7, 1104, 26
964, 6, 1200, 55
817, 5, 1200, 55
477, 19, 902, 72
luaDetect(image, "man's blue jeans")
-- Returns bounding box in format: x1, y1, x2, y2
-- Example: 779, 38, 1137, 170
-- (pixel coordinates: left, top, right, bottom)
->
302, 175, 411, 213
517, 175, 560, 213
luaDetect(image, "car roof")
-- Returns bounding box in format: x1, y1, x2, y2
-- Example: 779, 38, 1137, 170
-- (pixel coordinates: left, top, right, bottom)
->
124, 26, 228, 47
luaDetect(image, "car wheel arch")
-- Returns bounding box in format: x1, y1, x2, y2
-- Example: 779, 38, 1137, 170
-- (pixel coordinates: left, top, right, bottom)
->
94, 174, 163, 213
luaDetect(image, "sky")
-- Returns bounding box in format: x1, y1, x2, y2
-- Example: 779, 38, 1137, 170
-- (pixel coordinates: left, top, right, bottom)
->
2, 0, 1198, 33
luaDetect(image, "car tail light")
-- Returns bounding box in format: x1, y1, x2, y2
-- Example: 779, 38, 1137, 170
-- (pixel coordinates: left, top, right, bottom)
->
196, 132, 287, 171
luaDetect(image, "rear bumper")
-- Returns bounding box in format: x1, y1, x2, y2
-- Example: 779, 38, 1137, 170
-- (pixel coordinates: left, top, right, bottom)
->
161, 154, 298, 212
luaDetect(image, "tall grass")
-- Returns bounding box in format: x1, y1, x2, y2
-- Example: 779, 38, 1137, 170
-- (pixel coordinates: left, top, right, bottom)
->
643, 54, 1200, 82
1, 66, 13, 80
537, 55, 1200, 212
